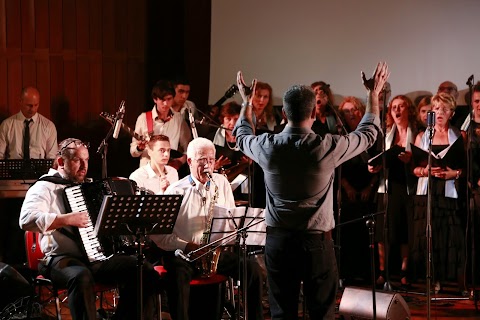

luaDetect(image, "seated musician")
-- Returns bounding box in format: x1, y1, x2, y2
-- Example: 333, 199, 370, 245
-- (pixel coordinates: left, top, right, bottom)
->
19, 138, 161, 320
129, 134, 179, 194
151, 137, 264, 320
130, 80, 192, 172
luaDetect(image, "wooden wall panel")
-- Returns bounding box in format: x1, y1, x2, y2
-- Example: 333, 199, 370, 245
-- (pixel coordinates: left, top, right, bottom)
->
63, 57, 78, 126
0, 0, 6, 50
0, 58, 7, 118
6, 57, 21, 114
20, 0, 35, 52
62, 0, 76, 50
102, 60, 116, 115
0, 0, 150, 163
89, 0, 102, 50
21, 56, 36, 86
36, 57, 51, 118
49, 0, 63, 52
5, 0, 20, 48
102, 0, 115, 55
35, 0, 49, 49
76, 0, 89, 52
77, 57, 90, 124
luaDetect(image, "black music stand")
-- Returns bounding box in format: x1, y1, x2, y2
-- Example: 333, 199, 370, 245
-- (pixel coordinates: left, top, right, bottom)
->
0, 159, 53, 180
94, 194, 183, 320
208, 206, 266, 320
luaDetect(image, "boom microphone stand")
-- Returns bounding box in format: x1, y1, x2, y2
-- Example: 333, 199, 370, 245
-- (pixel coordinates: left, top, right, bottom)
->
465, 75, 477, 309
425, 110, 435, 320
378, 90, 393, 292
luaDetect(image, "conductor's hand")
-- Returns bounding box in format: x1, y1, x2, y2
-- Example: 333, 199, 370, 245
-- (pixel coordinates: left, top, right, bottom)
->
236, 71, 257, 105
362, 62, 390, 94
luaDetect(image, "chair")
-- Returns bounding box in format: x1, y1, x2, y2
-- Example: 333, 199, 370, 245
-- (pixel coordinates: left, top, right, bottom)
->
153, 265, 230, 320
24, 231, 117, 319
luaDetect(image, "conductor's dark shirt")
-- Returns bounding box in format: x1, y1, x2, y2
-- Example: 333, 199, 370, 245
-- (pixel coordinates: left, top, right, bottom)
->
233, 113, 380, 232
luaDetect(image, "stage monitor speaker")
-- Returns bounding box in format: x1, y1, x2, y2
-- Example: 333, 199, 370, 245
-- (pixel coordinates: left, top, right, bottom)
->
339, 286, 411, 320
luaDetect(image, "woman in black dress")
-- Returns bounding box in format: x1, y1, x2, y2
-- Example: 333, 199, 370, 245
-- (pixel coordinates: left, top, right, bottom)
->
412, 92, 466, 293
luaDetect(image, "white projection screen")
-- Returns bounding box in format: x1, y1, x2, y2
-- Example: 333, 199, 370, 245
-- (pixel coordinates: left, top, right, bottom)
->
210, 0, 480, 106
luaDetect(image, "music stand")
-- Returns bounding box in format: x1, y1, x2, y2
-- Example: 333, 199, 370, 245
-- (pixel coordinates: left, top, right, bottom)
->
94, 194, 183, 320
208, 206, 266, 320
0, 159, 53, 180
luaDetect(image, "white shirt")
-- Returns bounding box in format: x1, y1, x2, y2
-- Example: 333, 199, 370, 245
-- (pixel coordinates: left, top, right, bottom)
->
19, 169, 84, 259
175, 100, 197, 119
0, 112, 58, 159
129, 162, 178, 194
151, 173, 235, 251
129, 106, 192, 167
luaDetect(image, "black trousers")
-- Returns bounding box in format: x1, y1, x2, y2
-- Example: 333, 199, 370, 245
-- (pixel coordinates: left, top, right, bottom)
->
39, 254, 161, 320
265, 227, 338, 320
163, 250, 264, 320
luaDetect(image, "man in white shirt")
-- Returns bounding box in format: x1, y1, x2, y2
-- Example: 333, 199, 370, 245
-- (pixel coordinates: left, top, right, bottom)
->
0, 86, 58, 159
130, 80, 192, 170
129, 134, 179, 194
152, 137, 264, 320
19, 138, 160, 320
0, 86, 57, 265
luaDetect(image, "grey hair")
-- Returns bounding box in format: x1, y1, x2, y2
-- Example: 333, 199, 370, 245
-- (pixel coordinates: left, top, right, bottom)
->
186, 137, 215, 160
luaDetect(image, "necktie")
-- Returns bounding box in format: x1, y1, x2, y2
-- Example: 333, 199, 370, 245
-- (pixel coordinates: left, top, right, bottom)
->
23, 119, 32, 159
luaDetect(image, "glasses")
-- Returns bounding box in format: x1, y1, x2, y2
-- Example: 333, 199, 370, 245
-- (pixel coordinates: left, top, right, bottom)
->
432, 106, 453, 114
58, 139, 90, 155
194, 157, 215, 165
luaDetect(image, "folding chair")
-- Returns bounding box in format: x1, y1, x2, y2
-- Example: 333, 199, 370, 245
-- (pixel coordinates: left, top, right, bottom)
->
24, 231, 117, 319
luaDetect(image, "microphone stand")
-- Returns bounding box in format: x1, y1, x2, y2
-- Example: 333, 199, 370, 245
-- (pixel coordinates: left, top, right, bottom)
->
336, 210, 385, 320
379, 91, 393, 292
426, 123, 435, 320
327, 105, 349, 288
97, 111, 120, 179
465, 75, 477, 309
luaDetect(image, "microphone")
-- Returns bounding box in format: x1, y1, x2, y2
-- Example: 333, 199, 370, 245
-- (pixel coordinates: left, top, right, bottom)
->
174, 249, 191, 262
426, 110, 436, 128
112, 101, 125, 139
467, 74, 474, 86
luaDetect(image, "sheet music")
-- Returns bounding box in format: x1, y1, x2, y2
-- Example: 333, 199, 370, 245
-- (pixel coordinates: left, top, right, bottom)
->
210, 205, 266, 246
230, 173, 248, 191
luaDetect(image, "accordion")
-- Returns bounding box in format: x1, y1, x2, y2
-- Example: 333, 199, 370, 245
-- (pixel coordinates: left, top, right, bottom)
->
63, 177, 136, 263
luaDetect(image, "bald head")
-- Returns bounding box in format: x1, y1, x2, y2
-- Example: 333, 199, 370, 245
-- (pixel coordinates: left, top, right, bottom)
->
20, 87, 40, 119
437, 81, 458, 99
